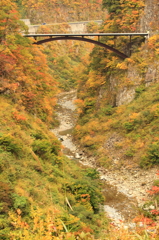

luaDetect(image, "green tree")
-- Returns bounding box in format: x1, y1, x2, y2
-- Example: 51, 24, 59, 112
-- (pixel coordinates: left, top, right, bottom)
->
102, 0, 121, 15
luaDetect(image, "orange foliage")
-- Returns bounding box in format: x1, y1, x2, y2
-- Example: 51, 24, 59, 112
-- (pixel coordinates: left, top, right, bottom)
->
103, 0, 144, 32
148, 186, 159, 195
86, 71, 105, 88
133, 215, 156, 226
21, 0, 103, 24
12, 111, 27, 122
129, 112, 139, 121
0, 0, 58, 124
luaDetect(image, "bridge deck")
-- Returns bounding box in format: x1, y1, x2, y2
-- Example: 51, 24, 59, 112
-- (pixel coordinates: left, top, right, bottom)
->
24, 33, 149, 37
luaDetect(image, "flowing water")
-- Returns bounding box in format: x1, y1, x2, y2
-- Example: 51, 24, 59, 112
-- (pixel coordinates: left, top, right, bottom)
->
51, 90, 138, 227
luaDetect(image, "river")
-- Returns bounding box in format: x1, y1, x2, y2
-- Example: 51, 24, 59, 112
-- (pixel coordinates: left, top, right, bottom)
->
51, 90, 157, 227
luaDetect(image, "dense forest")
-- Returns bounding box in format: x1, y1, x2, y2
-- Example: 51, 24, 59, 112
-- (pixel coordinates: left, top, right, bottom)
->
1, 0, 159, 239
17, 0, 104, 23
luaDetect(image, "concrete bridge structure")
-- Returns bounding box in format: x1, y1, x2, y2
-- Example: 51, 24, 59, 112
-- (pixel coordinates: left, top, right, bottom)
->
21, 19, 103, 34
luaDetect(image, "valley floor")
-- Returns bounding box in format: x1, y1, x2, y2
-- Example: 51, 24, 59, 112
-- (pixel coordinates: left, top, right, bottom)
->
52, 90, 158, 226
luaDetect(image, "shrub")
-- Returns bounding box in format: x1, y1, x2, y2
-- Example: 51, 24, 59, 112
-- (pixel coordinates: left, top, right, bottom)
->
123, 121, 134, 132
72, 205, 94, 224
0, 134, 22, 157
0, 182, 13, 213
140, 141, 159, 168
84, 168, 99, 180
79, 115, 92, 125
135, 85, 145, 98
65, 179, 104, 214
147, 142, 159, 164
125, 147, 136, 157
31, 130, 46, 140
12, 194, 30, 215
32, 139, 60, 159
97, 156, 111, 168
100, 105, 114, 116
141, 110, 155, 124
140, 156, 152, 168
153, 179, 159, 187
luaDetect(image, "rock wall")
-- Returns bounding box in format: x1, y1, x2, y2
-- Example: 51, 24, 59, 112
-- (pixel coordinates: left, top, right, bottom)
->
139, 0, 159, 33
101, 0, 159, 107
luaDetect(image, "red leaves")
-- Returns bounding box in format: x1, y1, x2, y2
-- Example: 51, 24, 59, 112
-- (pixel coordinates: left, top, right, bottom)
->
141, 217, 155, 226
133, 215, 156, 226
22, 92, 36, 110
0, 0, 58, 124
0, 53, 16, 76
12, 111, 27, 122
148, 186, 159, 195
148, 171, 159, 195
150, 209, 159, 215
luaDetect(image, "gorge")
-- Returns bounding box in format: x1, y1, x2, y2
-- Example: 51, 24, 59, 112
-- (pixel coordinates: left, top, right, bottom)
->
1, 0, 159, 239
51, 90, 157, 227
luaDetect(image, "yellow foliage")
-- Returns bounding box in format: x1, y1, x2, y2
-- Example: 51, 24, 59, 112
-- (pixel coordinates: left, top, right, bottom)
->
86, 71, 105, 88
9, 206, 64, 240
14, 186, 29, 198
115, 105, 126, 114
151, 103, 159, 115
126, 58, 135, 64
101, 119, 113, 131
107, 40, 115, 45
117, 62, 128, 70
63, 214, 80, 226
148, 35, 159, 49
74, 99, 84, 108
87, 120, 101, 132
129, 112, 139, 120
82, 135, 92, 144
134, 140, 144, 149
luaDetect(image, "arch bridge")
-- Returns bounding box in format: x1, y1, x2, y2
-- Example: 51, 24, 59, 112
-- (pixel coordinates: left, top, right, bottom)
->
24, 33, 149, 59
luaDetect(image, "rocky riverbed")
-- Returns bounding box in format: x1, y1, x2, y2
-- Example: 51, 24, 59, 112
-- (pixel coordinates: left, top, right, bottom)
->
51, 90, 158, 226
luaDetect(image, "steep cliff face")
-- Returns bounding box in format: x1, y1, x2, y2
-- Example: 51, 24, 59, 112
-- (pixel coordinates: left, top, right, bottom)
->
75, 0, 159, 168
139, 0, 159, 33
96, 65, 143, 107
106, 0, 159, 107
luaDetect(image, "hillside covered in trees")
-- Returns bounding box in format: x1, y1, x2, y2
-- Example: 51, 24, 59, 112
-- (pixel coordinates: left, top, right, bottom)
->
0, 0, 108, 239
17, 0, 104, 23
1, 0, 159, 239
74, 0, 159, 169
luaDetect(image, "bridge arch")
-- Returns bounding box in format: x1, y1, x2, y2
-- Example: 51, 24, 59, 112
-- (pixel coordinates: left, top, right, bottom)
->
34, 36, 128, 59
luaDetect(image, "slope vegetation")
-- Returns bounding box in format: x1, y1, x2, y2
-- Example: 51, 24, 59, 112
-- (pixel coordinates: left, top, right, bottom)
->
0, 1, 107, 239
74, 0, 159, 169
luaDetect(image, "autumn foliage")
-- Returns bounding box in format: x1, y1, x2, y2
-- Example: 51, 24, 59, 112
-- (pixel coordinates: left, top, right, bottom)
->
20, 0, 103, 24
0, 0, 108, 239
0, 0, 59, 125
2, 0, 159, 239
102, 0, 144, 32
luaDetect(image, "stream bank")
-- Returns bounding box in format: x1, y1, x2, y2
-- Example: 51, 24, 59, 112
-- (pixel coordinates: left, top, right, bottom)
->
51, 90, 157, 226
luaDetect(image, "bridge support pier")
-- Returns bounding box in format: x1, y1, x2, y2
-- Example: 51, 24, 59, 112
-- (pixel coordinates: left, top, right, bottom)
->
129, 35, 132, 57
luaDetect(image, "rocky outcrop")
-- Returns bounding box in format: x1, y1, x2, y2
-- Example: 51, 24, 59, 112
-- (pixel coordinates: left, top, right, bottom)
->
145, 62, 159, 86
139, 0, 159, 33
97, 0, 159, 107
